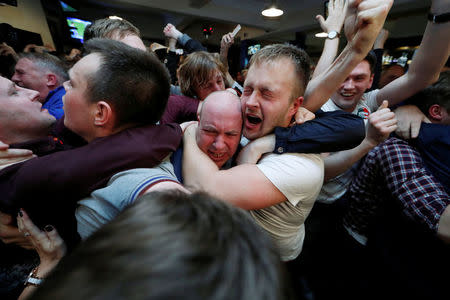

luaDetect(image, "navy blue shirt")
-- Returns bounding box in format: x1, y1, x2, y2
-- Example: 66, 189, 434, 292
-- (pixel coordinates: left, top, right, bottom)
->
414, 123, 450, 193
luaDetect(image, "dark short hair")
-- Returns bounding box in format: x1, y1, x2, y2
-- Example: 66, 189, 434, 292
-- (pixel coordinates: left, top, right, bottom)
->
83, 38, 170, 126
83, 18, 141, 41
31, 191, 292, 300
18, 52, 68, 83
363, 50, 377, 74
408, 71, 450, 114
248, 43, 311, 98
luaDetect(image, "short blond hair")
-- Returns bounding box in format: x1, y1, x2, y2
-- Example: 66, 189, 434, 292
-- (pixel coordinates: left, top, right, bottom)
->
249, 44, 311, 98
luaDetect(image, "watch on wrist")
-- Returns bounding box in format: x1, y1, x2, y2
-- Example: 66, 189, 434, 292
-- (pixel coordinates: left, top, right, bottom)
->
327, 31, 340, 39
428, 12, 450, 23
24, 267, 44, 287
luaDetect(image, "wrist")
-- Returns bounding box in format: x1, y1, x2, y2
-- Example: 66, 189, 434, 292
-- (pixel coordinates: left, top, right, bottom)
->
362, 137, 379, 149
24, 267, 45, 287
326, 30, 340, 40
35, 261, 58, 278
327, 28, 341, 33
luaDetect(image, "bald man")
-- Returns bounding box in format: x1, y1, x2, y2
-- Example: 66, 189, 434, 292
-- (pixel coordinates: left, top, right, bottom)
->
195, 91, 242, 168
76, 91, 243, 238
170, 90, 243, 182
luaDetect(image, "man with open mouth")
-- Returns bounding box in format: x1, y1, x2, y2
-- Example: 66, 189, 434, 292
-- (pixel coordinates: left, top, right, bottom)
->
181, 0, 395, 263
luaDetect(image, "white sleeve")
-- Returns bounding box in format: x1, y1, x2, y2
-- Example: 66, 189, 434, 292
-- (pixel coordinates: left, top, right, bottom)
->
256, 153, 324, 206
363, 89, 380, 112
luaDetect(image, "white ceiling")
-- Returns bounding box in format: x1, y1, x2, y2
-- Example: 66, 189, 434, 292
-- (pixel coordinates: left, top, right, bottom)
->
78, 0, 432, 54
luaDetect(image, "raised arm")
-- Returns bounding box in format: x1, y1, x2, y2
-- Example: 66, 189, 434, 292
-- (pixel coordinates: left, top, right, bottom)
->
220, 33, 234, 70
304, 0, 393, 112
376, 0, 450, 107
165, 38, 180, 85
312, 0, 348, 79
163, 23, 206, 54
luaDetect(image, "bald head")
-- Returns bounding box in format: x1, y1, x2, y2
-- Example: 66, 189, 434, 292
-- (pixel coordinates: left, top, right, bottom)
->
196, 91, 243, 168
200, 90, 241, 119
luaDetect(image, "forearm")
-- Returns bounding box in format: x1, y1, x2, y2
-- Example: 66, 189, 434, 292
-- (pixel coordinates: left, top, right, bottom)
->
182, 128, 220, 192
408, 15, 450, 85
275, 111, 365, 154
0, 124, 182, 219
324, 138, 375, 181
378, 7, 450, 105
220, 47, 229, 69
182, 128, 281, 210
312, 38, 340, 79
168, 37, 176, 52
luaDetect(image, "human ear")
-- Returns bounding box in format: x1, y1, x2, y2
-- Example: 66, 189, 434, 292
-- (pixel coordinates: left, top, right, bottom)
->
289, 96, 303, 116
428, 104, 443, 121
46, 73, 58, 87
94, 101, 113, 126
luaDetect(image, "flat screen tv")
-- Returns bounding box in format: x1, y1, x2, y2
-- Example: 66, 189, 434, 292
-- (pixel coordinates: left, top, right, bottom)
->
66, 17, 91, 42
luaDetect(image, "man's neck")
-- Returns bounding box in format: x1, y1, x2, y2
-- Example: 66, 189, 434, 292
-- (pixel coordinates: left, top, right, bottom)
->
330, 98, 359, 113
2, 131, 48, 145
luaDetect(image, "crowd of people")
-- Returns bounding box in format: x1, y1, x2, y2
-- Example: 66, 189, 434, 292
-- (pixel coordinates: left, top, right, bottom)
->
0, 0, 448, 299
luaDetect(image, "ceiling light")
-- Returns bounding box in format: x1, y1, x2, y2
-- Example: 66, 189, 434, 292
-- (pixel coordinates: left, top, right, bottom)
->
262, 1, 284, 18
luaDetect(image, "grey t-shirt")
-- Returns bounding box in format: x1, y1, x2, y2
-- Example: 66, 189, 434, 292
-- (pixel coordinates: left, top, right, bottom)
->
76, 160, 178, 239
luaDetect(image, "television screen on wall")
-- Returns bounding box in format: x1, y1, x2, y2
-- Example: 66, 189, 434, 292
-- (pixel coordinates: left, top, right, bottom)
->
66, 17, 91, 42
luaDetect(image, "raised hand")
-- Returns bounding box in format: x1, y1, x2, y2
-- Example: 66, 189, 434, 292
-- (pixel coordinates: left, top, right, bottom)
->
366, 100, 397, 146
163, 23, 183, 40
316, 0, 348, 34
344, 0, 393, 54
221, 33, 234, 51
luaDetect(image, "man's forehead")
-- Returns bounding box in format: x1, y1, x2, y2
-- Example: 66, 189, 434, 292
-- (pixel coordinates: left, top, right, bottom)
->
246, 60, 292, 88
352, 61, 372, 75
70, 53, 101, 78
15, 58, 34, 69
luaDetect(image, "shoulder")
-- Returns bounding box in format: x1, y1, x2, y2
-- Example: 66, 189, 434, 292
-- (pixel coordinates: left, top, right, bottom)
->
97, 161, 178, 204
320, 99, 340, 112
361, 89, 380, 111
257, 153, 324, 206
257, 153, 324, 187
